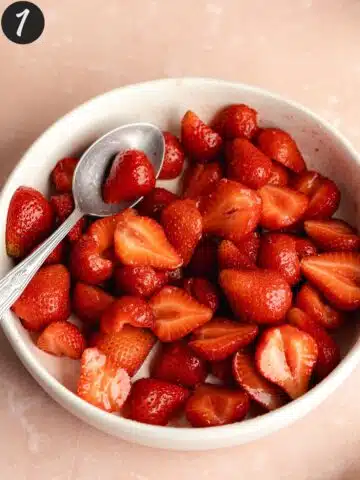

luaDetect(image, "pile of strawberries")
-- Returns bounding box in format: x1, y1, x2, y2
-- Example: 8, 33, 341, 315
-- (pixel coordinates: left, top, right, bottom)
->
5, 103, 360, 428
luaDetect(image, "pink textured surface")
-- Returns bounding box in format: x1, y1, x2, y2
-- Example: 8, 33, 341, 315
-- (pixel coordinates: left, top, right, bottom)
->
1, 0, 360, 478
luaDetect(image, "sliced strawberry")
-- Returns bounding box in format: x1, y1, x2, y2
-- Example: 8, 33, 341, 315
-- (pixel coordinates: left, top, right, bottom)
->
267, 162, 289, 187
161, 199, 202, 266
201, 179, 262, 243
296, 283, 344, 329
256, 325, 318, 399
152, 340, 208, 387
258, 185, 308, 230
127, 378, 189, 426
292, 236, 317, 259
150, 286, 213, 342
77, 347, 131, 412
51, 157, 78, 193
220, 269, 292, 324
212, 104, 258, 140
189, 318, 258, 361
210, 358, 235, 385
257, 128, 306, 173
114, 214, 182, 269
304, 219, 360, 252
185, 384, 250, 427
181, 110, 223, 163
218, 232, 260, 270
72, 283, 114, 325
183, 277, 219, 311
301, 252, 360, 310
233, 351, 288, 411
37, 321, 86, 359
51, 193, 86, 242
287, 307, 340, 380
114, 266, 167, 298
225, 138, 272, 189
187, 238, 219, 278
159, 132, 185, 179
291, 170, 320, 196
137, 187, 178, 221
258, 233, 300, 286
182, 162, 222, 199
100, 296, 154, 333
95, 325, 156, 376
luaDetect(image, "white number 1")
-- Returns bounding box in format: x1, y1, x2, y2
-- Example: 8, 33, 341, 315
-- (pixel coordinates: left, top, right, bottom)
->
15, 8, 30, 38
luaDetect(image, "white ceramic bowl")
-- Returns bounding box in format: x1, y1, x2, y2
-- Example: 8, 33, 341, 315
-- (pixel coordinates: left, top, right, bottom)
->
1, 78, 360, 451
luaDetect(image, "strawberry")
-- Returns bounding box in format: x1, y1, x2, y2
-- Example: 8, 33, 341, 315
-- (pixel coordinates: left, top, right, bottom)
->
220, 269, 292, 324
114, 265, 168, 298
72, 283, 114, 325
37, 321, 86, 359
127, 378, 189, 426
183, 277, 219, 311
287, 307, 340, 380
225, 138, 272, 189
267, 162, 289, 187
137, 188, 178, 221
12, 264, 70, 331
95, 325, 156, 376
210, 358, 234, 385
258, 185, 308, 230
292, 236, 317, 259
189, 318, 258, 361
150, 286, 213, 342
291, 170, 321, 196
301, 252, 360, 310
256, 325, 318, 399
51, 157, 78, 193
257, 128, 306, 173
233, 351, 288, 411
103, 149, 156, 203
212, 104, 258, 140
114, 214, 182, 270
296, 283, 344, 330
182, 162, 222, 199
181, 110, 223, 163
152, 340, 208, 387
161, 199, 202, 265
100, 296, 154, 333
187, 238, 218, 278
77, 347, 131, 412
218, 232, 260, 270
304, 219, 360, 252
185, 384, 250, 427
159, 132, 185, 179
258, 233, 301, 286
6, 186, 54, 258
51, 193, 86, 242
201, 179, 262, 243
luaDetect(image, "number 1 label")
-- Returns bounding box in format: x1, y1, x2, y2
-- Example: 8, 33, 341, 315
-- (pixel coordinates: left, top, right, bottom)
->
15, 8, 29, 37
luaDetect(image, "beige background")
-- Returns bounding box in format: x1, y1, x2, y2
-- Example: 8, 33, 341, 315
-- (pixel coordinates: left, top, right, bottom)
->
1, 0, 360, 478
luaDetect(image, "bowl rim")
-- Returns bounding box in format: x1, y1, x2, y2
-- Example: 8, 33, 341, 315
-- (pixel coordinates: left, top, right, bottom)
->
2, 76, 360, 445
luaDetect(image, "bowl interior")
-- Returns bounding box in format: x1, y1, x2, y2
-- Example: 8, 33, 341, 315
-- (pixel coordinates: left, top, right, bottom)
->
1, 78, 360, 434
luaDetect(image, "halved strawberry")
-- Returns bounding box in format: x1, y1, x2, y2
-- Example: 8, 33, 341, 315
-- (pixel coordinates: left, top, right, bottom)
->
257, 128, 306, 173
258, 233, 300, 286
267, 162, 289, 187
225, 138, 272, 189
292, 236, 317, 259
183, 277, 219, 312
304, 219, 360, 252
258, 185, 308, 230
212, 104, 258, 140
301, 252, 360, 310
137, 187, 178, 221
287, 307, 340, 380
37, 321, 86, 359
150, 286, 213, 342
181, 110, 223, 163
95, 325, 156, 376
159, 132, 185, 180
291, 170, 320, 196
51, 157, 78, 193
100, 296, 154, 333
218, 232, 260, 270
220, 269, 292, 324
256, 325, 318, 399
127, 378, 189, 426
233, 351, 288, 411
296, 283, 344, 330
77, 347, 131, 412
114, 214, 182, 270
152, 340, 208, 387
182, 162, 222, 199
210, 358, 235, 385
189, 318, 258, 361
51, 193, 86, 243
161, 199, 202, 266
114, 266, 167, 298
185, 384, 250, 427
72, 283, 114, 325
187, 238, 219, 279
201, 179, 262, 243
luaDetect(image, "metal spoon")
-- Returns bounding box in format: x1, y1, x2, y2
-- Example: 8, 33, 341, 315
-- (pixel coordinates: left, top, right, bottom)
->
0, 123, 165, 318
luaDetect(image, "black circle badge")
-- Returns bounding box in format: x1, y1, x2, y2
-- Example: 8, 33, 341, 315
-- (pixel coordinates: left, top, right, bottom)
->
1, 2, 44, 44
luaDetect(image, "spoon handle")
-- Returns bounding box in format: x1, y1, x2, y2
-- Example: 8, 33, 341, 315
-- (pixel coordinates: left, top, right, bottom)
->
0, 208, 83, 321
